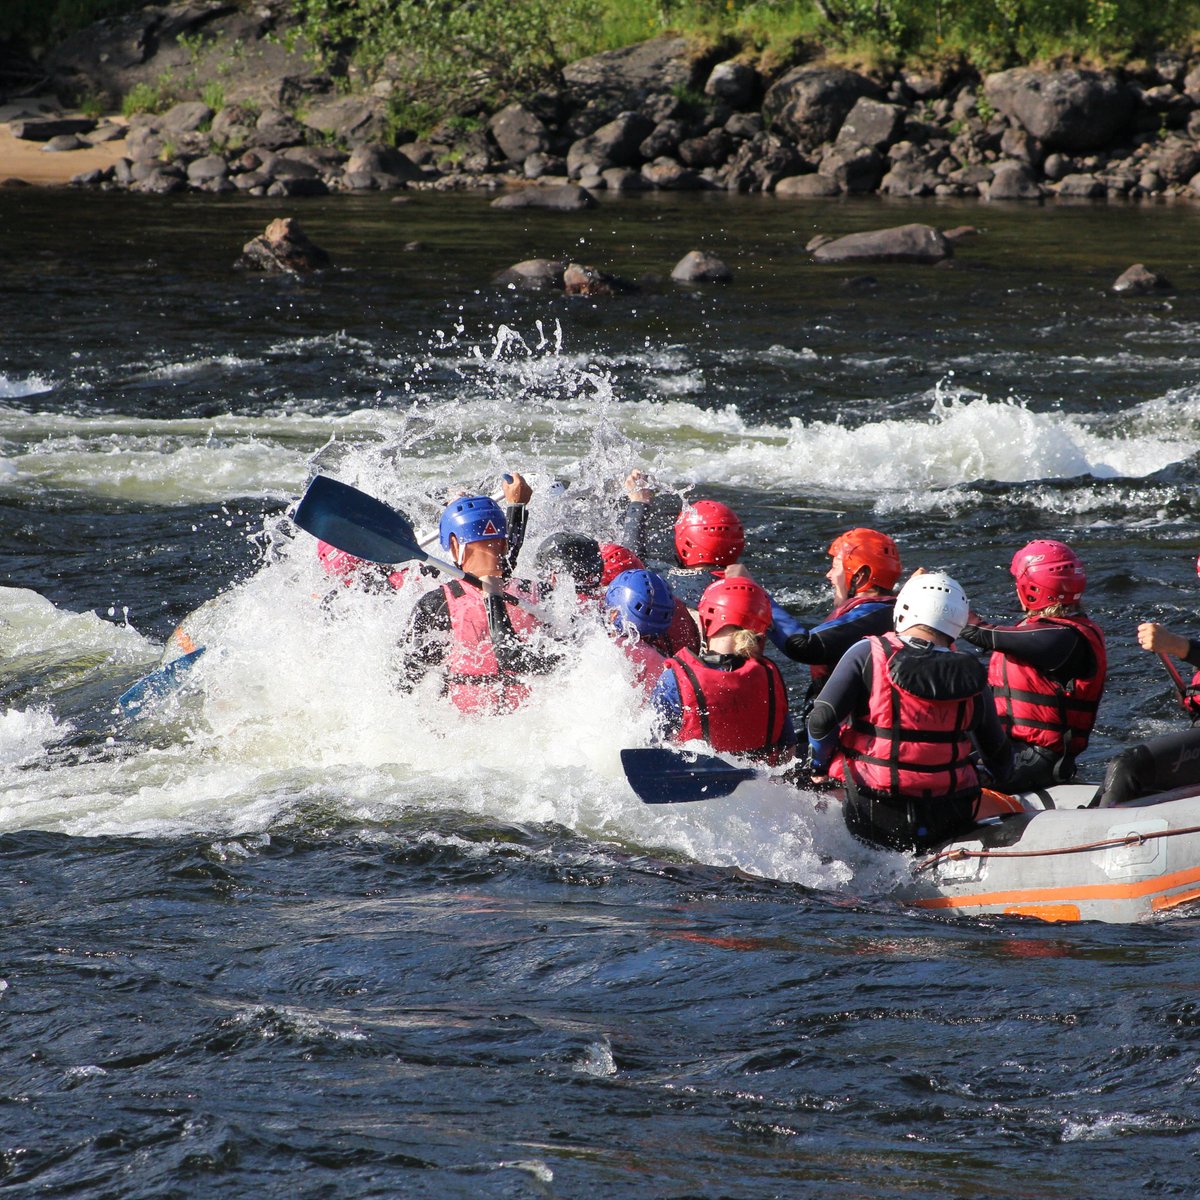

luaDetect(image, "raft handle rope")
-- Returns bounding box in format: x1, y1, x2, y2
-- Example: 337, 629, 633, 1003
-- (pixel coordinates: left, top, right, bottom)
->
914, 822, 1200, 874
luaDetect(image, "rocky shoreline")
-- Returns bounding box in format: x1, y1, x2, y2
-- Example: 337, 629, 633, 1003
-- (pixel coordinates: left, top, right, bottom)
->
7, 0, 1200, 209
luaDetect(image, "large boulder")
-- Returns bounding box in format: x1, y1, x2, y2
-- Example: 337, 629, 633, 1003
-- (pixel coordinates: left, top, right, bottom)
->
763, 66, 882, 152
983, 69, 1135, 153
490, 184, 597, 211
566, 112, 655, 178
494, 259, 567, 289
671, 251, 732, 283
1112, 263, 1172, 294
836, 97, 904, 150
723, 133, 807, 192
562, 36, 700, 113
984, 161, 1043, 201
235, 217, 330, 274
301, 96, 392, 147
488, 103, 550, 162
809, 224, 952, 264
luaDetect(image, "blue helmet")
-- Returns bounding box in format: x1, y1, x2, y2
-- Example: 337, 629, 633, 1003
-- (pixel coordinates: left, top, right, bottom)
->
605, 569, 674, 636
438, 495, 507, 552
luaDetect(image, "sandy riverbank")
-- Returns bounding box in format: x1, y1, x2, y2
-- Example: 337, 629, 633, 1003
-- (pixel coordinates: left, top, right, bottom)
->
0, 102, 126, 187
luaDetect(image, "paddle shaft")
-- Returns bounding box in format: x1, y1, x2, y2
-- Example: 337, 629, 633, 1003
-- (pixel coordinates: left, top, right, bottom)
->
1160, 652, 1188, 698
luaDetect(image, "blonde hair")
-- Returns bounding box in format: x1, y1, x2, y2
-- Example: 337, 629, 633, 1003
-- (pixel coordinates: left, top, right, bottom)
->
1034, 602, 1084, 619
727, 628, 765, 659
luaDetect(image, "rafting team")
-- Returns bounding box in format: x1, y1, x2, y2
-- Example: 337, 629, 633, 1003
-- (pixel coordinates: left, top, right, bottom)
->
317, 470, 1200, 854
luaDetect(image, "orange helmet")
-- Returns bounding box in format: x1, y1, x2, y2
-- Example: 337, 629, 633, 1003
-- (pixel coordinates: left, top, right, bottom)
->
828, 528, 901, 594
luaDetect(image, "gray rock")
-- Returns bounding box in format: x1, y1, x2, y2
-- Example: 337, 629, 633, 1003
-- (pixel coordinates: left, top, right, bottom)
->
775, 173, 840, 197
345, 144, 423, 186
678, 128, 732, 170
983, 68, 1134, 153
490, 184, 597, 211
810, 224, 952, 264
671, 250, 732, 283
159, 101, 213, 134
639, 119, 687, 160
762, 66, 882, 151
266, 177, 328, 197
124, 122, 165, 161
723, 133, 806, 192
9, 117, 96, 140
1144, 138, 1200, 185
724, 112, 763, 140
567, 111, 655, 178
640, 157, 705, 190
523, 152, 567, 179
494, 259, 567, 289
704, 60, 757, 109
186, 154, 228, 183
489, 103, 550, 161
836, 97, 903, 150
1042, 152, 1071, 181
112, 157, 134, 186
302, 95, 390, 146
1000, 127, 1043, 167
232, 169, 271, 191
1112, 263, 1173, 294
985, 161, 1044, 200
602, 167, 653, 192
235, 217, 331, 273
70, 168, 106, 186
84, 123, 127, 145
563, 262, 636, 295
879, 162, 938, 197
41, 134, 87, 152
562, 36, 699, 113
819, 144, 885, 193
254, 107, 305, 151
1055, 173, 1105, 199
132, 169, 186, 195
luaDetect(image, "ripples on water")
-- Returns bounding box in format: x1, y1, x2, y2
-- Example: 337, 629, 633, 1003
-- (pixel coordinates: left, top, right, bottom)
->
3, 191, 1200, 1197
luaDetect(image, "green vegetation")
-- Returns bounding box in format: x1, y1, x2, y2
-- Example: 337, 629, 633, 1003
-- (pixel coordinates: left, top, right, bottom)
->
4, 0, 1200, 120
289, 0, 1200, 108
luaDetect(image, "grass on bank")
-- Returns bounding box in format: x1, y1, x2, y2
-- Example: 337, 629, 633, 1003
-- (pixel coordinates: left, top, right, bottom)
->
5, 0, 1200, 121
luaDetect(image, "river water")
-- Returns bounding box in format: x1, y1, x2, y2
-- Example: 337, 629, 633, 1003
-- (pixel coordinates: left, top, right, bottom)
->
3, 189, 1200, 1197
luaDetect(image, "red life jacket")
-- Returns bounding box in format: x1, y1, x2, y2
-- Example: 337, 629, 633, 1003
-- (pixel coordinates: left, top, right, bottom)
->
809, 592, 895, 689
618, 638, 667, 698
987, 613, 1106, 755
442, 580, 541, 715
667, 648, 789, 760
831, 632, 982, 803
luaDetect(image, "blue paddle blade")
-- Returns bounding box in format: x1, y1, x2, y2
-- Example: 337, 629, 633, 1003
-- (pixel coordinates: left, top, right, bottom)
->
293, 475, 420, 564
621, 747, 759, 804
117, 646, 206, 715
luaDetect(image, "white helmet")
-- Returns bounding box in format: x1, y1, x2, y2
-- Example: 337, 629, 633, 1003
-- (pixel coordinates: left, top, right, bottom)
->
893, 572, 969, 640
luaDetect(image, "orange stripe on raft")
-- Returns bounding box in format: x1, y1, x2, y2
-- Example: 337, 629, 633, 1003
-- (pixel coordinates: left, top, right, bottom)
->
1152, 885, 1200, 913
911, 862, 1200, 912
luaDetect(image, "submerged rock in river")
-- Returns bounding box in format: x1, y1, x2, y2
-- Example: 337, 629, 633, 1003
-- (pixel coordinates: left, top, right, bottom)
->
809, 223, 952, 264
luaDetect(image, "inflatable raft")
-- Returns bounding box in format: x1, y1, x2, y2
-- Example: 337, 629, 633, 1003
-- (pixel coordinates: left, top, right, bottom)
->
622, 727, 1200, 924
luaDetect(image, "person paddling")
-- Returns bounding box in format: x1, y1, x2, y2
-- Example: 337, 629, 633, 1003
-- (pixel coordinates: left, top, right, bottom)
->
1136, 555, 1200, 722
808, 572, 1012, 852
651, 575, 794, 764
397, 473, 558, 714
770, 527, 902, 718
959, 539, 1106, 791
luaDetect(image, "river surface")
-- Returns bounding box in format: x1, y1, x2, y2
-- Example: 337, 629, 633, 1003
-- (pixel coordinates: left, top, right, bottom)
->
3, 189, 1200, 1197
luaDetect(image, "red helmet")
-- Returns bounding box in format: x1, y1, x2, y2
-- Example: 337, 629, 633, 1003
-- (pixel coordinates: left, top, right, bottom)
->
828, 528, 901, 593
598, 542, 645, 587
696, 577, 772, 640
1010, 539, 1086, 610
674, 500, 745, 568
